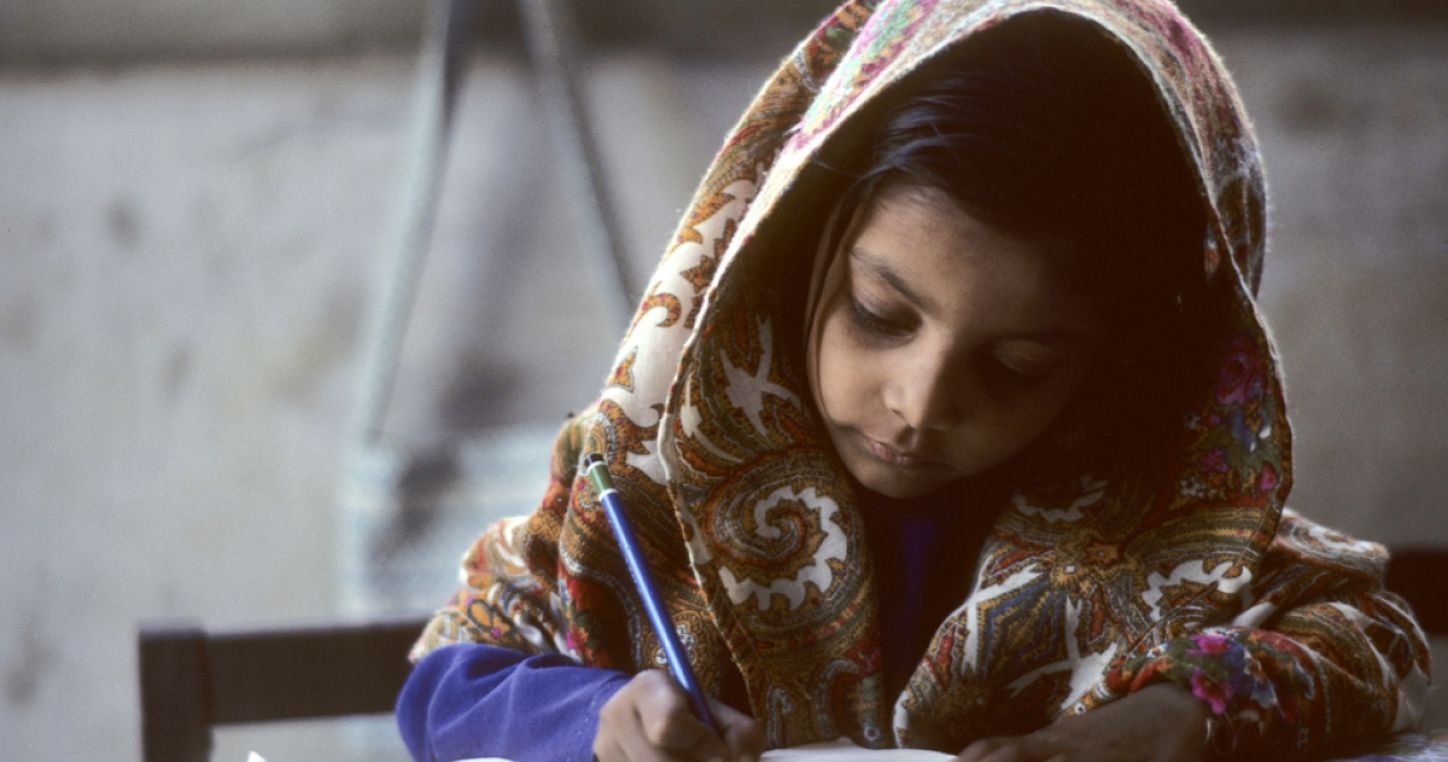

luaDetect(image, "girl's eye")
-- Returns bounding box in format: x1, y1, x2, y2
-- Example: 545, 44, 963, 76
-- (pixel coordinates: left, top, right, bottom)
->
989, 355, 1054, 387
848, 295, 913, 337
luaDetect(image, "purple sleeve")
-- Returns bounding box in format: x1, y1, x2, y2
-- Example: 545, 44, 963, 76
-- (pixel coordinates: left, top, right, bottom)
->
396, 643, 631, 762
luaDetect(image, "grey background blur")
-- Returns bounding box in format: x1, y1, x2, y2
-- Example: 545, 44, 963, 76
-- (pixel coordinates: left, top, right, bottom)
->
2, 1, 1445, 759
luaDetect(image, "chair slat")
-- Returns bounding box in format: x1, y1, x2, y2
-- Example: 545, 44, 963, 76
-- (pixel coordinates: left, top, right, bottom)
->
139, 624, 213, 762
206, 617, 427, 725
138, 616, 428, 762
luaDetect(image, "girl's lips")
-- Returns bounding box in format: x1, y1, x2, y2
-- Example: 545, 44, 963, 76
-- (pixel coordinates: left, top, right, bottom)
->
861, 434, 951, 470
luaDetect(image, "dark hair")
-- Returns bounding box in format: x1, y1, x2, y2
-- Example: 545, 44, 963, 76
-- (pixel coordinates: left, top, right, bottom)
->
842, 13, 1210, 461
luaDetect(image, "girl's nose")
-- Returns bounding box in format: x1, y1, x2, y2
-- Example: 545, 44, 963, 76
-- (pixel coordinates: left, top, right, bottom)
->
886, 356, 969, 432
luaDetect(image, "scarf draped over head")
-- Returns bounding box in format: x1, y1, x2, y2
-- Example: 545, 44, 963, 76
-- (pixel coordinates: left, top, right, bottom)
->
413, 0, 1429, 754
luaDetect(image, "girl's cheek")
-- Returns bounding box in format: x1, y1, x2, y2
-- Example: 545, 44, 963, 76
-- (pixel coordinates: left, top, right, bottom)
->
822, 330, 879, 419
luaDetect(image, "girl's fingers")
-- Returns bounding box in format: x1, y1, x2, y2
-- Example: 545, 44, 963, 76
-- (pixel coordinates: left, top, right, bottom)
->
604, 735, 686, 762
632, 671, 731, 759
958, 736, 1055, 762
978, 744, 1029, 762
597, 669, 759, 762
592, 738, 619, 762
596, 670, 695, 761
617, 701, 700, 762
710, 696, 765, 762
957, 738, 1005, 762
615, 731, 694, 762
634, 672, 752, 759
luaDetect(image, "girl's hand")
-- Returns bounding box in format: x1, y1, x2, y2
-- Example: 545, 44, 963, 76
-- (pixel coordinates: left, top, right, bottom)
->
954, 684, 1211, 762
594, 669, 764, 762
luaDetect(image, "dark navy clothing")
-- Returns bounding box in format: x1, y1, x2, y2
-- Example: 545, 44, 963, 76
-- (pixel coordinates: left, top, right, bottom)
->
858, 493, 989, 699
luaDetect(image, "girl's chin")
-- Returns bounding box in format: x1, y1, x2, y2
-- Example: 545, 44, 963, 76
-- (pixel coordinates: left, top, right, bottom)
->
826, 427, 968, 498
844, 459, 963, 499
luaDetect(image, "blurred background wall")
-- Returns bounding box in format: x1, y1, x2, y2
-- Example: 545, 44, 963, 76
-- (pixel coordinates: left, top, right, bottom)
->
2, 1, 1445, 759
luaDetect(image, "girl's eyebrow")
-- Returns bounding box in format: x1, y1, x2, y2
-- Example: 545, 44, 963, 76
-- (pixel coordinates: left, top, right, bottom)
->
848, 248, 1091, 346
849, 248, 934, 312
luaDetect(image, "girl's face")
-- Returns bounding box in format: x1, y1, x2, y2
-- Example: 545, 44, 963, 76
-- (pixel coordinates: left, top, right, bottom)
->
807, 183, 1104, 499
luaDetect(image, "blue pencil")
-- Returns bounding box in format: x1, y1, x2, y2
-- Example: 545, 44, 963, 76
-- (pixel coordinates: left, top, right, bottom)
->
583, 454, 722, 736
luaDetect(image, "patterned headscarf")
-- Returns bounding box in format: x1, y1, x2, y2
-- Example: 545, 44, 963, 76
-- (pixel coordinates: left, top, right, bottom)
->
414, 0, 1427, 754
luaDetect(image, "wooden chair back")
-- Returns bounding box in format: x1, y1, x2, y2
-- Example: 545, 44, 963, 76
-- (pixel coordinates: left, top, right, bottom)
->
138, 616, 427, 762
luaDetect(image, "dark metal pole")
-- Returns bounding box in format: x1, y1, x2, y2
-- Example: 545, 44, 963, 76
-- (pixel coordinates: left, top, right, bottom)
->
518, 0, 638, 330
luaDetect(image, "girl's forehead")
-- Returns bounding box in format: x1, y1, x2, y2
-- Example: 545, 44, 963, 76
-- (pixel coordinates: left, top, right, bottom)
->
848, 186, 1101, 338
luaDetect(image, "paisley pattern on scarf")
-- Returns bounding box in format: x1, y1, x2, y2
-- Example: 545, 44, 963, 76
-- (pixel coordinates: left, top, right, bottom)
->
411, 0, 1430, 756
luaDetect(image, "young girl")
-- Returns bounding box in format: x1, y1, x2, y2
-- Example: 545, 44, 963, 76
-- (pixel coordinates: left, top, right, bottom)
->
397, 2, 1431, 760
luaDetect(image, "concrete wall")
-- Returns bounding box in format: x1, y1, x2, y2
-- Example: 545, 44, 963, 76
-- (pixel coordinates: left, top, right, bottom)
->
0, 0, 421, 64
5, 0, 1440, 64
2, 11, 1445, 761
